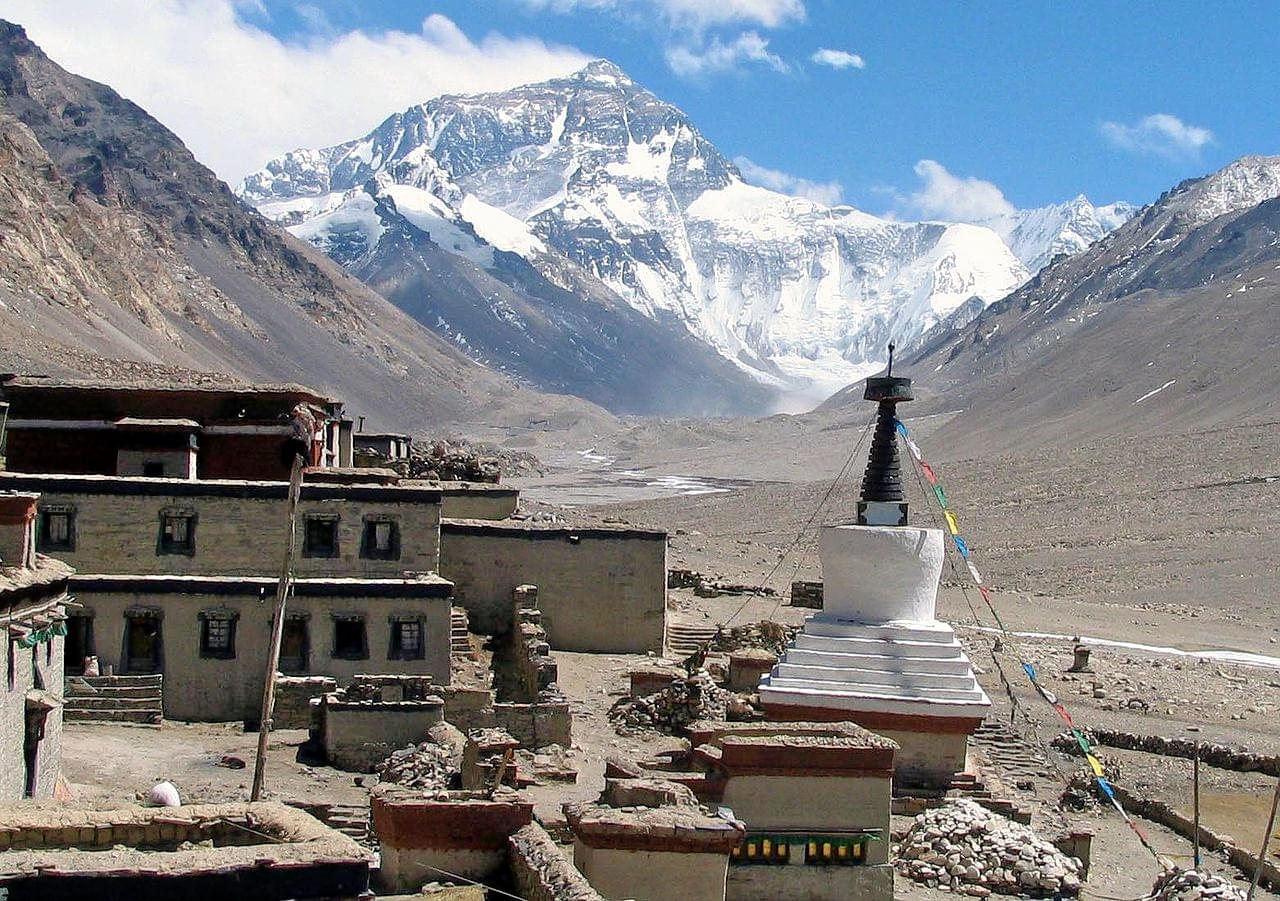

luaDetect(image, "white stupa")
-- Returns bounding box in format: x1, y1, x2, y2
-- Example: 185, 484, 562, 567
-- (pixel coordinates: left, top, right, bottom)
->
758, 364, 990, 787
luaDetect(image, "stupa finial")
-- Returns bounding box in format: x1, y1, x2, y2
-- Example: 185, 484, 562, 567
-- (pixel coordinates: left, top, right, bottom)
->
857, 344, 912, 526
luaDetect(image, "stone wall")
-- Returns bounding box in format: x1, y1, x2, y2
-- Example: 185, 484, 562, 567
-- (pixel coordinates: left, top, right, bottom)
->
1, 474, 442, 578
573, 843, 731, 901
508, 823, 604, 901
494, 699, 573, 749
508, 586, 559, 700
439, 520, 666, 653
0, 624, 64, 801
273, 675, 337, 730
321, 697, 445, 772
438, 484, 519, 521
69, 580, 452, 721
789, 580, 824, 609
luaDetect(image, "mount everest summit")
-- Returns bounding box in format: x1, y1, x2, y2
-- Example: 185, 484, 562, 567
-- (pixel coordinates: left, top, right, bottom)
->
239, 59, 1133, 410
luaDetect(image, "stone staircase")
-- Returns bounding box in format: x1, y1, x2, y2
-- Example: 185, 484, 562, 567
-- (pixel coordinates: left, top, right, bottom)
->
451, 606, 473, 657
666, 621, 718, 657
64, 674, 163, 725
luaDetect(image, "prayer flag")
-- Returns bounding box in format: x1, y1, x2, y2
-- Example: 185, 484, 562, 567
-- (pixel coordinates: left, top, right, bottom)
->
1087, 754, 1105, 778
1023, 662, 1036, 680
965, 559, 982, 585
921, 462, 938, 485
953, 536, 969, 558
933, 484, 948, 508
906, 437, 923, 460
895, 419, 909, 436
944, 510, 960, 535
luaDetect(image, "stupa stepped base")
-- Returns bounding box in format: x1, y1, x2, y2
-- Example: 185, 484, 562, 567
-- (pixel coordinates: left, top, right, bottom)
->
759, 616, 990, 789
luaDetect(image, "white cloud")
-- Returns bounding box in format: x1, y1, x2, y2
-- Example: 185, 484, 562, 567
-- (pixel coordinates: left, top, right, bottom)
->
666, 31, 788, 76
1100, 113, 1214, 160
734, 156, 842, 205
4, 1, 591, 182
905, 160, 1015, 223
520, 0, 805, 29
810, 48, 864, 70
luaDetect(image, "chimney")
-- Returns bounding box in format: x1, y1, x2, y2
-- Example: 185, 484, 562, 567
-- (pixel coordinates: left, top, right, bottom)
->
0, 492, 38, 569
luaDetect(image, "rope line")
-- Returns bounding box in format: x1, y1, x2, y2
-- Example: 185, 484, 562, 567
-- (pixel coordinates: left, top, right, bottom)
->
721, 412, 874, 629
894, 419, 1170, 868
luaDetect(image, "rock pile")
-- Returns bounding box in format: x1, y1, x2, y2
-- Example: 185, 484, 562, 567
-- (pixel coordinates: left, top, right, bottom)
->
1059, 756, 1123, 810
609, 670, 739, 735
408, 438, 542, 482
895, 800, 1083, 896
709, 621, 798, 657
376, 741, 456, 790
1150, 868, 1246, 901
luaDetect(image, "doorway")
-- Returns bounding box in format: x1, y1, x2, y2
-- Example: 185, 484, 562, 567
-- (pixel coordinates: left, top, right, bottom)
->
123, 612, 162, 674
64, 614, 94, 675
280, 616, 309, 673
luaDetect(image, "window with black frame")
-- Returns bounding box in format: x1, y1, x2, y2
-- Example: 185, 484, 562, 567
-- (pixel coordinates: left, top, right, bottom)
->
38, 506, 75, 552
198, 610, 237, 659
157, 509, 196, 556
361, 516, 400, 560
388, 616, 424, 660
303, 515, 340, 557
332, 614, 368, 660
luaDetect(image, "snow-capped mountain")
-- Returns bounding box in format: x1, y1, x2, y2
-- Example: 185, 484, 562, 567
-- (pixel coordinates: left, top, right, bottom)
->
239, 60, 1128, 401
986, 197, 1137, 274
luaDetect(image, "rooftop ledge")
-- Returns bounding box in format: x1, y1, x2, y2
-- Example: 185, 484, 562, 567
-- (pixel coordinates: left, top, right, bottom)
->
0, 472, 443, 503
69, 573, 454, 598
442, 518, 666, 540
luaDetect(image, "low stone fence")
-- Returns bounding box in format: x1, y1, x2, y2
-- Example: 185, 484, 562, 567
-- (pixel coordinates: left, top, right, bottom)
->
511, 585, 559, 700
321, 695, 445, 772
508, 823, 603, 901
495, 696, 572, 749
1053, 729, 1280, 776
273, 675, 337, 730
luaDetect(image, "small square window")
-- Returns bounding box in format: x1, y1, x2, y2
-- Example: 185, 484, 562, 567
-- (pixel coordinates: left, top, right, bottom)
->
158, 512, 196, 555
332, 616, 367, 660
143, 462, 165, 477
361, 517, 400, 560
38, 508, 75, 552
389, 618, 423, 660
304, 516, 339, 558
199, 612, 237, 659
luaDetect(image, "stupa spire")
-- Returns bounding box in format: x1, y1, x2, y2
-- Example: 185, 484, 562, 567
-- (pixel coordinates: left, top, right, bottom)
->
857, 342, 913, 527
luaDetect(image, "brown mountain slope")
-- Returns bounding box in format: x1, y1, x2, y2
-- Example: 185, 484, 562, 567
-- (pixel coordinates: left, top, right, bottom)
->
0, 20, 608, 433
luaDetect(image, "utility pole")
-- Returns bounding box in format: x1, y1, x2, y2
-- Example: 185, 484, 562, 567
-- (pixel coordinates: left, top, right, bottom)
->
1193, 742, 1201, 869
251, 454, 305, 801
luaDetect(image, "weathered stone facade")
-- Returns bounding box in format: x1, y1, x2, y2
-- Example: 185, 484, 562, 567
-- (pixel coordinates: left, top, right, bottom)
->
440, 519, 666, 653
0, 473, 443, 578
67, 575, 453, 722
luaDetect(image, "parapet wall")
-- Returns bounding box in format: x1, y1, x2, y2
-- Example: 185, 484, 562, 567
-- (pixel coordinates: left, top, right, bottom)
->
508, 823, 604, 901
439, 519, 666, 653
320, 694, 445, 772
274, 675, 337, 730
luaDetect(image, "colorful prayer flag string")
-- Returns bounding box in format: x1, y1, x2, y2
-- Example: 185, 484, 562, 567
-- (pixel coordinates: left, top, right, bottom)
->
893, 417, 1170, 867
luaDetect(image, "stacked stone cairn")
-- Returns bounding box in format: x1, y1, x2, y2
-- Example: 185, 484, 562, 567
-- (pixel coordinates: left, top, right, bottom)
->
609, 670, 737, 734
895, 800, 1082, 896
376, 741, 457, 790
1149, 869, 1246, 901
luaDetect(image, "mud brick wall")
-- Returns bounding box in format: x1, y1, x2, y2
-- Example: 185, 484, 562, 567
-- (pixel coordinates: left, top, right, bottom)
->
2, 474, 442, 577
273, 675, 337, 730
71, 585, 451, 722
438, 485, 519, 521
0, 626, 64, 801
440, 521, 666, 653
322, 698, 445, 772
494, 699, 572, 749
789, 580, 823, 608
508, 823, 604, 901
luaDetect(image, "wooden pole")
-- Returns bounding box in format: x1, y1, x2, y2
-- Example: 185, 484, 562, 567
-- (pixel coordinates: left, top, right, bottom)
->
1246, 776, 1280, 901
251, 454, 305, 802
1193, 742, 1201, 869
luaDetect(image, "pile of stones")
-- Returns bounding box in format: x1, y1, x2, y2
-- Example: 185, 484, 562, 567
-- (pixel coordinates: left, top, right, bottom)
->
1150, 868, 1246, 901
895, 799, 1083, 896
709, 621, 798, 657
609, 670, 734, 735
1058, 757, 1123, 810
376, 741, 457, 790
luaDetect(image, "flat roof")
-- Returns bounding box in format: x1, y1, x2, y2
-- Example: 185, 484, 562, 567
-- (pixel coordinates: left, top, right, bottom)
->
404, 480, 519, 497
0, 472, 443, 503
442, 517, 665, 541
70, 573, 453, 598
0, 374, 338, 404
1, 555, 73, 598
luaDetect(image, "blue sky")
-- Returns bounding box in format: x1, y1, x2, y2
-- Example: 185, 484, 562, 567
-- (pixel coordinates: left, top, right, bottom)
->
8, 1, 1279, 219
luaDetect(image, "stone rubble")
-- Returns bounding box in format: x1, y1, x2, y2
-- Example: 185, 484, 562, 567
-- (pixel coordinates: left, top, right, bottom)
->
609, 669, 753, 735
1051, 730, 1280, 777
708, 621, 798, 657
375, 741, 457, 791
1149, 868, 1246, 901
895, 799, 1082, 896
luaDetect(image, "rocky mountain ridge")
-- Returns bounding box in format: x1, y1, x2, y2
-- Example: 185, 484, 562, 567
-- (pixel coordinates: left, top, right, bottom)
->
0, 20, 608, 434
241, 60, 1133, 405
